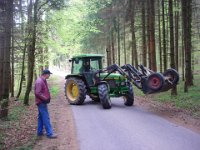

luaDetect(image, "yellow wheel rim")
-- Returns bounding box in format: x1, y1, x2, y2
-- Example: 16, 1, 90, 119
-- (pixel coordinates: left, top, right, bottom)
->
66, 81, 79, 101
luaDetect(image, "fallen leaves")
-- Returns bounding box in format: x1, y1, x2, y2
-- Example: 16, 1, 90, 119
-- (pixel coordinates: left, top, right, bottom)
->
0, 99, 37, 149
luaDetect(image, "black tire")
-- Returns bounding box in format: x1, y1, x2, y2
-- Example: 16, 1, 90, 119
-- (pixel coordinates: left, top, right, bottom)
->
89, 94, 100, 102
98, 84, 111, 109
146, 73, 164, 91
124, 83, 134, 106
65, 78, 86, 105
163, 69, 179, 85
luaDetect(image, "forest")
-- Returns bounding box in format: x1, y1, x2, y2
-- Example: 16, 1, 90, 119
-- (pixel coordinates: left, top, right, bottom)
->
0, 0, 200, 118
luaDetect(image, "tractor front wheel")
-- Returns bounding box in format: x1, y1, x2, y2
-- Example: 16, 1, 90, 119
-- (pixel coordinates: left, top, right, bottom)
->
65, 78, 86, 105
98, 84, 111, 109
124, 83, 134, 106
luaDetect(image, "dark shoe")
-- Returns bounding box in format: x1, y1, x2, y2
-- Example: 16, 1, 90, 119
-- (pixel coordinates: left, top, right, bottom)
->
47, 134, 57, 139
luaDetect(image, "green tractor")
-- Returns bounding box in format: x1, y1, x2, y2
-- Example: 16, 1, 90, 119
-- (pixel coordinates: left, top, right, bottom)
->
65, 54, 134, 109
65, 54, 179, 109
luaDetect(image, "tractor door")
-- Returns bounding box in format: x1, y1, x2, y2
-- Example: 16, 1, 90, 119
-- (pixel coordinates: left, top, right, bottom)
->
82, 57, 102, 86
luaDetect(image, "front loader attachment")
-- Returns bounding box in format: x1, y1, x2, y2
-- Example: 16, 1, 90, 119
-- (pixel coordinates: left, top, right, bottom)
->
94, 64, 179, 94
141, 68, 179, 94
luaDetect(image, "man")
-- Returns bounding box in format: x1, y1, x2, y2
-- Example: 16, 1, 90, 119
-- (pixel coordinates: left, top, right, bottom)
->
79, 60, 90, 72
34, 69, 57, 138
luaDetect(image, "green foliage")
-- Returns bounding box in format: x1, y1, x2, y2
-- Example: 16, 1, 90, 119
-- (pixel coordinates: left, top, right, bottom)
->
48, 76, 60, 97
45, 0, 112, 62
49, 86, 59, 97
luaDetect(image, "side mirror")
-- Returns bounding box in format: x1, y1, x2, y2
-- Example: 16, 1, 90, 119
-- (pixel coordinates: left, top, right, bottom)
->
69, 59, 72, 62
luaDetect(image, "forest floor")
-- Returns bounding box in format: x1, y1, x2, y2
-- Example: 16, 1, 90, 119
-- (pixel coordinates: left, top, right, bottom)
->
0, 74, 200, 150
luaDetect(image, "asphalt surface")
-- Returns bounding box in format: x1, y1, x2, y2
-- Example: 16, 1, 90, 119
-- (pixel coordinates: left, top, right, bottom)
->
71, 97, 200, 150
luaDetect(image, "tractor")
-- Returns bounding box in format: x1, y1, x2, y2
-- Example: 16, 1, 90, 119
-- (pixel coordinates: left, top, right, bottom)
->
65, 54, 179, 109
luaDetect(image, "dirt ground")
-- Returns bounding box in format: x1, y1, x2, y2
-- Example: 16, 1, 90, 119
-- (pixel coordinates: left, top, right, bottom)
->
33, 78, 78, 150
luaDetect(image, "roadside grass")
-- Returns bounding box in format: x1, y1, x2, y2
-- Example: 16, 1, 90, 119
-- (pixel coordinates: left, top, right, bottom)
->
134, 74, 200, 118
48, 75, 60, 98
49, 86, 59, 98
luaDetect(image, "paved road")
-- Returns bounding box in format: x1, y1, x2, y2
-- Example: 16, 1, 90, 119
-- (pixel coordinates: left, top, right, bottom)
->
71, 97, 200, 150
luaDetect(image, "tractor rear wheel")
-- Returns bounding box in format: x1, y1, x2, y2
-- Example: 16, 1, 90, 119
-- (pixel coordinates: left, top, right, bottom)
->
65, 77, 86, 105
98, 84, 111, 109
124, 83, 134, 106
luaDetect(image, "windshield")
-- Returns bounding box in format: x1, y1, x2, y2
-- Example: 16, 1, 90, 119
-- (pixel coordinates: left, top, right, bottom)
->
72, 57, 102, 74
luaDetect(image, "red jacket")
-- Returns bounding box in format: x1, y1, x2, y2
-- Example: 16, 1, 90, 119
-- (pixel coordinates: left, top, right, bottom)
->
34, 77, 51, 105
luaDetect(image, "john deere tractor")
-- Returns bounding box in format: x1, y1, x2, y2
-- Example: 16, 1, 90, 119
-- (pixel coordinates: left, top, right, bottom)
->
65, 54, 179, 109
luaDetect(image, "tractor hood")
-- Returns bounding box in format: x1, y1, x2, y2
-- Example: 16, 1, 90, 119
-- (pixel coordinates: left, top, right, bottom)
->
99, 73, 126, 80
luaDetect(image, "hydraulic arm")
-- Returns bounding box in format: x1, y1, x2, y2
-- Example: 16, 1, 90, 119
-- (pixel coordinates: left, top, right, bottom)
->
94, 64, 179, 94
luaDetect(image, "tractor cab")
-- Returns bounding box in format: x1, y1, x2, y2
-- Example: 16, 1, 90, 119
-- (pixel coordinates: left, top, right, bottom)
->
70, 54, 103, 74
68, 54, 104, 87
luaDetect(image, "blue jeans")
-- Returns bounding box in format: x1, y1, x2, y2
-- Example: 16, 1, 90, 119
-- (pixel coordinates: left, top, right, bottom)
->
37, 103, 53, 137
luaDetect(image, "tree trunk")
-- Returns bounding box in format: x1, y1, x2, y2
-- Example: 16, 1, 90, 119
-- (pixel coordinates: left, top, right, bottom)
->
181, 27, 185, 81
11, 25, 14, 97
117, 15, 121, 66
111, 29, 115, 64
175, 0, 179, 71
162, 0, 167, 71
16, 43, 27, 99
141, 0, 147, 67
16, 0, 26, 99
0, 0, 13, 118
158, 0, 162, 72
147, 0, 151, 68
124, 21, 126, 64
106, 37, 111, 66
169, 0, 177, 95
129, 0, 138, 67
147, 0, 156, 71
182, 0, 193, 92
24, 0, 38, 105
131, 18, 138, 68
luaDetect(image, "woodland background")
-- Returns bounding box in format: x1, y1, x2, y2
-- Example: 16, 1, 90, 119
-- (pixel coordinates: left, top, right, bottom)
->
0, 0, 200, 119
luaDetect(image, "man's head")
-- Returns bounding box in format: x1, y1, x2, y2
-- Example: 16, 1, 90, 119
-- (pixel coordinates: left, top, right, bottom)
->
41, 69, 52, 79
83, 61, 89, 66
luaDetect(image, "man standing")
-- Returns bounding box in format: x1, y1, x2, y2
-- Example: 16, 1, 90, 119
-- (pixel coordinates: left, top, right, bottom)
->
34, 69, 57, 138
